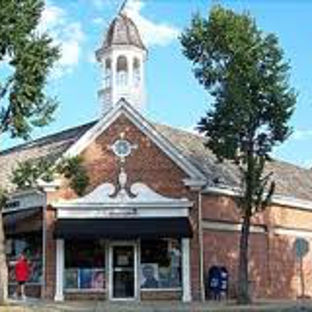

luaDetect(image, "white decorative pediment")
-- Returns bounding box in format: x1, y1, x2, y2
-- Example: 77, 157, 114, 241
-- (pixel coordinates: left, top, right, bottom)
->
55, 141, 192, 219
54, 181, 192, 209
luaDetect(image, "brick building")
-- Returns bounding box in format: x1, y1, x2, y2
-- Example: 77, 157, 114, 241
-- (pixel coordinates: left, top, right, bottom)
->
2, 9, 312, 302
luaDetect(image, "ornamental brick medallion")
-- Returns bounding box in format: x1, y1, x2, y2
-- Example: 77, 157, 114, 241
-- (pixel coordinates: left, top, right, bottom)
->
110, 133, 137, 163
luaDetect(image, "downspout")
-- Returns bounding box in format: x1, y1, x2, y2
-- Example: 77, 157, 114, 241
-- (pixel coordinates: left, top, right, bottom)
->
198, 190, 205, 301
41, 192, 47, 298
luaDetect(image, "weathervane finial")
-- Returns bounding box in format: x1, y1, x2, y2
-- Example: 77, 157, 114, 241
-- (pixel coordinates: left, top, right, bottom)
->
119, 0, 128, 14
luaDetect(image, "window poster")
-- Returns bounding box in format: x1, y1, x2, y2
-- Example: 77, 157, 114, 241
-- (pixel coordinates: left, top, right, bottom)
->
65, 268, 105, 290
158, 267, 170, 288
79, 268, 93, 289
140, 263, 159, 289
65, 269, 78, 289
90, 269, 105, 289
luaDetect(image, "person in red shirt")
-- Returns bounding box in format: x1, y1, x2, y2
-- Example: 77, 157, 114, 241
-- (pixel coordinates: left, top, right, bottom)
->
15, 252, 30, 300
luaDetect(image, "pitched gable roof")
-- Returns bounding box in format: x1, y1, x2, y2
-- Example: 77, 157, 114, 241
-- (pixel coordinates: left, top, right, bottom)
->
64, 99, 207, 181
1, 103, 312, 205
152, 123, 240, 188
0, 121, 95, 189
153, 123, 312, 203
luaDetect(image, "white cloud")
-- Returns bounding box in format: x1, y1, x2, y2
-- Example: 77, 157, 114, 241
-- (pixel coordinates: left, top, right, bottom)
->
39, 2, 85, 78
92, 0, 105, 10
124, 0, 180, 47
92, 17, 105, 26
90, 0, 121, 13
292, 129, 312, 141
39, 2, 64, 31
89, 0, 179, 47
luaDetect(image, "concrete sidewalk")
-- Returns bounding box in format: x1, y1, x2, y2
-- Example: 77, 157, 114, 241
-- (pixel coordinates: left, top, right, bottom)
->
3, 299, 312, 312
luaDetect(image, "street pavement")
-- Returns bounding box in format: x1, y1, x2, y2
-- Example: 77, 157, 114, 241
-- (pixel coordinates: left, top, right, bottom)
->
3, 299, 312, 312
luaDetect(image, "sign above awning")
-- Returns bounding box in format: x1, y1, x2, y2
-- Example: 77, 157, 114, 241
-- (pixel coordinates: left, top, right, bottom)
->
4, 207, 42, 235
3, 207, 41, 227
54, 217, 193, 239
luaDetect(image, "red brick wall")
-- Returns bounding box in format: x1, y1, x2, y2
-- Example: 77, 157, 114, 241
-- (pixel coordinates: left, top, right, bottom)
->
43, 206, 56, 299
266, 205, 312, 229
43, 113, 312, 301
201, 192, 312, 300
45, 115, 202, 300
203, 229, 304, 299
203, 230, 268, 298
267, 233, 297, 298
201, 195, 241, 223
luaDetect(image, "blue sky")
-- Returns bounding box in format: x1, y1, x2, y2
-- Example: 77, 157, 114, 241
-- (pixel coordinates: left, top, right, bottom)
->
4, 0, 312, 168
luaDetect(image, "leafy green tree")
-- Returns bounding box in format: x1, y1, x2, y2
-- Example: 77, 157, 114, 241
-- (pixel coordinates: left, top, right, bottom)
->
0, 0, 59, 303
181, 5, 296, 304
11, 156, 90, 196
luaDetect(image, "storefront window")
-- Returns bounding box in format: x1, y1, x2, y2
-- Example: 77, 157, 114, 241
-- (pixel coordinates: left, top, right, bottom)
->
65, 239, 106, 290
6, 234, 42, 284
140, 239, 182, 289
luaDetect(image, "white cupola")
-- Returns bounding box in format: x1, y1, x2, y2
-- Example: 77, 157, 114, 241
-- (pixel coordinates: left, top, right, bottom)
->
96, 10, 147, 114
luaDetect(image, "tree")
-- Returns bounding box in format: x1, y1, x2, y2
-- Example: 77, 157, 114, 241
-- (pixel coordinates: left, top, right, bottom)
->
181, 5, 296, 304
11, 156, 90, 196
0, 0, 59, 303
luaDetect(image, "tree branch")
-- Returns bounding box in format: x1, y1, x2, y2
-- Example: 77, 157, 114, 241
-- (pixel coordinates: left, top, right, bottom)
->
0, 77, 13, 101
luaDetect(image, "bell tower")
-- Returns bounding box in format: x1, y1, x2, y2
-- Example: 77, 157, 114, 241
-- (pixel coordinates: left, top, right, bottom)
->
96, 8, 147, 114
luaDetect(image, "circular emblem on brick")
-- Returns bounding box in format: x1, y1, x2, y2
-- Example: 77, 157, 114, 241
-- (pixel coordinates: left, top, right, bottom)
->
112, 139, 132, 158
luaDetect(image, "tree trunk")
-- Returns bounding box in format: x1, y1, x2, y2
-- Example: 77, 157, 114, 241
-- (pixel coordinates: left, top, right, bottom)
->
237, 211, 251, 304
0, 210, 8, 305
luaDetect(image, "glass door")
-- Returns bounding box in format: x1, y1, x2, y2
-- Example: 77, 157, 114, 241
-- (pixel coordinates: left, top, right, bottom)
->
111, 245, 136, 299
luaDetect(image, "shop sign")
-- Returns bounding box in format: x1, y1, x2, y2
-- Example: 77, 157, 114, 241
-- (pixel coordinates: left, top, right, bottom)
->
58, 208, 138, 219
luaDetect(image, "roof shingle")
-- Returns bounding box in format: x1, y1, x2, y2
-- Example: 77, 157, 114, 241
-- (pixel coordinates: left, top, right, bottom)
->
1, 119, 312, 203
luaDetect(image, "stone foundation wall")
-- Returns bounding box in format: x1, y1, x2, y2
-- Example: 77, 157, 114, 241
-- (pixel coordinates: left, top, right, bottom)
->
140, 290, 182, 301
9, 284, 41, 298
64, 291, 106, 301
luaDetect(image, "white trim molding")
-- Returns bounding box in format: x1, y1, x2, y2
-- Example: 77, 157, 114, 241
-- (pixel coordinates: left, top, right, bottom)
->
56, 207, 189, 219
202, 220, 266, 234
37, 179, 62, 192
5, 189, 46, 213
273, 227, 312, 238
203, 186, 239, 197
183, 179, 206, 191
202, 220, 312, 239
55, 239, 65, 302
272, 195, 312, 211
182, 238, 192, 302
54, 180, 192, 219
203, 186, 312, 212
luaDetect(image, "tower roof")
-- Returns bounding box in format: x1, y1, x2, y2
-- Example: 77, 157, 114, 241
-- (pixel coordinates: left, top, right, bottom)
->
98, 13, 146, 55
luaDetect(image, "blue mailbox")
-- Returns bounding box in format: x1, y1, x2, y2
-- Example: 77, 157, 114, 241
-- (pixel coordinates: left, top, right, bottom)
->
207, 265, 229, 300
219, 266, 229, 298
